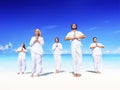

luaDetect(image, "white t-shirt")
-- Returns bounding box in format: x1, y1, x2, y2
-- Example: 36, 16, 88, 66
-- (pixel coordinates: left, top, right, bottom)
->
90, 43, 104, 55
16, 47, 27, 59
29, 36, 44, 55
52, 43, 62, 54
66, 30, 84, 48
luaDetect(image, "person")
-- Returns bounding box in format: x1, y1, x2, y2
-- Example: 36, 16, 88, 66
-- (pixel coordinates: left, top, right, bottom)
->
52, 37, 62, 73
29, 28, 44, 77
90, 37, 104, 74
16, 43, 27, 74
65, 23, 86, 77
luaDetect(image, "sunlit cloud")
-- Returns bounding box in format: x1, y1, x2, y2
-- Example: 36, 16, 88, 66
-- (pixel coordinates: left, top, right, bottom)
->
87, 27, 97, 31
42, 25, 59, 30
0, 42, 13, 51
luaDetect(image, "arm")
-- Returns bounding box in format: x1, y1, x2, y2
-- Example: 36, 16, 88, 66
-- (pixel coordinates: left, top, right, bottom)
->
96, 44, 104, 48
76, 34, 86, 39
22, 49, 27, 53
38, 37, 44, 46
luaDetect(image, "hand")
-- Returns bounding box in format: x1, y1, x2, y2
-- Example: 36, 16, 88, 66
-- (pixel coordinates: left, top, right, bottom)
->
71, 37, 78, 40
56, 43, 58, 47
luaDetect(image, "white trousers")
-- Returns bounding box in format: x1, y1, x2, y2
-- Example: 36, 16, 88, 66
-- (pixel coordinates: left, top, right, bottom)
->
18, 57, 26, 73
71, 47, 82, 74
54, 54, 61, 70
93, 55, 102, 72
31, 52, 42, 75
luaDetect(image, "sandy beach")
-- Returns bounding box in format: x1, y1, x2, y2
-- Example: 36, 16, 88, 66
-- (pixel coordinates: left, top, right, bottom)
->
0, 69, 120, 90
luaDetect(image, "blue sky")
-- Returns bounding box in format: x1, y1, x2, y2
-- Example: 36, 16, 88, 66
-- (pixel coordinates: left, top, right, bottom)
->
0, 0, 120, 54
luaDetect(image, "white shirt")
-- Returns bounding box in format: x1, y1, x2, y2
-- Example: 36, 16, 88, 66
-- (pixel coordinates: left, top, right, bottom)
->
30, 36, 44, 55
52, 43, 62, 54
16, 47, 27, 59
66, 30, 84, 48
90, 43, 104, 55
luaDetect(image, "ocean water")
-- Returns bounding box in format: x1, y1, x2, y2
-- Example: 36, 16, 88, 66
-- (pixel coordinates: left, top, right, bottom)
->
0, 53, 120, 72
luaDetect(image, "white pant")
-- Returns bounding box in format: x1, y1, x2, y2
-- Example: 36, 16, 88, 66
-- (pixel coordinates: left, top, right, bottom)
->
31, 52, 42, 75
71, 47, 82, 74
93, 55, 102, 72
54, 54, 61, 70
18, 57, 26, 73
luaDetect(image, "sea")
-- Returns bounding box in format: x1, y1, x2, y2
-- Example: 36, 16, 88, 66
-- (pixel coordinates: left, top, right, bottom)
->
0, 53, 120, 73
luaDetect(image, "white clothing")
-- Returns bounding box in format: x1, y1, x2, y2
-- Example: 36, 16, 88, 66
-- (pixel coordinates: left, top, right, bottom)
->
30, 36, 44, 75
52, 43, 62, 70
30, 36, 44, 55
66, 31, 84, 49
93, 55, 102, 71
66, 30, 84, 74
90, 43, 104, 71
52, 43, 62, 54
54, 54, 61, 70
16, 47, 27, 73
31, 52, 42, 74
90, 43, 104, 55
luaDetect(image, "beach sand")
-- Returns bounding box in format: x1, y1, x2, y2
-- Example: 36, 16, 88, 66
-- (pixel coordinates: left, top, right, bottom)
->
0, 69, 120, 90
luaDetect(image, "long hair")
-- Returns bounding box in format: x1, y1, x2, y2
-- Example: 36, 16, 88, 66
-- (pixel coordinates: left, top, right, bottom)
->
22, 43, 26, 49
55, 37, 59, 43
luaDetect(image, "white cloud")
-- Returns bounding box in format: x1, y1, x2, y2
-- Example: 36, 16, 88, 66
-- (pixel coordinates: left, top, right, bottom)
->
87, 27, 97, 31
0, 42, 13, 51
62, 50, 71, 54
42, 25, 59, 30
104, 48, 120, 54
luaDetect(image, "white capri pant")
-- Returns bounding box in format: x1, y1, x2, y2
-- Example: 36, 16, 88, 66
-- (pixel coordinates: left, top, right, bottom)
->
93, 55, 102, 72
54, 54, 61, 70
18, 57, 26, 73
31, 52, 42, 75
71, 47, 82, 74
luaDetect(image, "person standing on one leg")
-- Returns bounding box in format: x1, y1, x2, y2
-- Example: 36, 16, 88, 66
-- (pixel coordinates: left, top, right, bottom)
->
65, 23, 86, 77
29, 29, 44, 77
52, 37, 62, 73
16, 43, 27, 74
90, 37, 104, 74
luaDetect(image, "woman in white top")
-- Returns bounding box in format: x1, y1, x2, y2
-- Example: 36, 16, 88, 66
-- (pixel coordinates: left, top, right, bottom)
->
52, 37, 62, 73
16, 43, 27, 74
65, 23, 86, 77
29, 29, 44, 77
90, 37, 104, 74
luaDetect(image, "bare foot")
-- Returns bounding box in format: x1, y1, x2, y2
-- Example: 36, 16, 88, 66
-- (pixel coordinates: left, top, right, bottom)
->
76, 74, 81, 77
36, 74, 40, 77
17, 72, 20, 74
55, 70, 59, 73
30, 74, 34, 77
96, 71, 101, 74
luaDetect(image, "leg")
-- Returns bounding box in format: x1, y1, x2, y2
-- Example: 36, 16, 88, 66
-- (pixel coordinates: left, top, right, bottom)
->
36, 54, 42, 76
54, 54, 61, 73
31, 52, 36, 77
18, 58, 22, 74
97, 55, 102, 73
22, 59, 26, 74
71, 48, 77, 76
76, 47, 82, 77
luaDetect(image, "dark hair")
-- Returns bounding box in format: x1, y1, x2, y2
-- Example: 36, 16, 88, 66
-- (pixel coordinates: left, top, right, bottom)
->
71, 23, 77, 30
55, 37, 59, 42
23, 43, 26, 49
93, 37, 97, 41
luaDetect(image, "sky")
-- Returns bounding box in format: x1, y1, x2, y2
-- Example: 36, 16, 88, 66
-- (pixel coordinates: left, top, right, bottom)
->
0, 0, 120, 54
